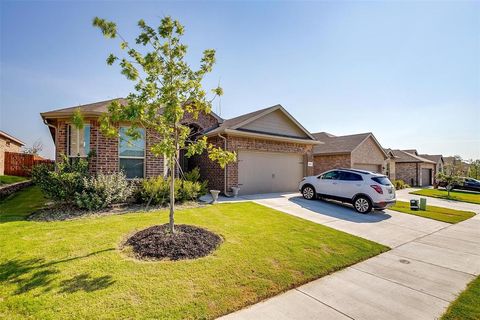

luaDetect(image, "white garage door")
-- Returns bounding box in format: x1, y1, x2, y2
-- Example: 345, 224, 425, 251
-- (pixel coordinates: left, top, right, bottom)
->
353, 163, 381, 173
238, 151, 304, 195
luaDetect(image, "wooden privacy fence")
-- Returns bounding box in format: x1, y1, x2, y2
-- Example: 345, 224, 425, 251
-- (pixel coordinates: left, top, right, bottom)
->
4, 152, 54, 177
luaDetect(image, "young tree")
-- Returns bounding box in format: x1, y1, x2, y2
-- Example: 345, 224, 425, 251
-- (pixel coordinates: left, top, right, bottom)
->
437, 160, 463, 197
467, 159, 480, 180
23, 139, 43, 155
92, 16, 236, 233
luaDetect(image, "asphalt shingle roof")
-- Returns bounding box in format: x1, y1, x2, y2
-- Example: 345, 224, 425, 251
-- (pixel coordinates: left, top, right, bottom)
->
390, 150, 435, 164
312, 132, 372, 155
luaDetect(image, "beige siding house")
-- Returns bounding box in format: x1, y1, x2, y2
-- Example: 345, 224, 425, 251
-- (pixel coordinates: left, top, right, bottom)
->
0, 130, 25, 175
312, 132, 389, 175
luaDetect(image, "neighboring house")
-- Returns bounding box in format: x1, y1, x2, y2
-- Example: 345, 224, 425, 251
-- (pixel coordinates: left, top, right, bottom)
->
0, 130, 25, 175
419, 154, 444, 182
311, 132, 389, 175
390, 149, 436, 186
443, 156, 470, 175
383, 148, 397, 181
41, 99, 319, 195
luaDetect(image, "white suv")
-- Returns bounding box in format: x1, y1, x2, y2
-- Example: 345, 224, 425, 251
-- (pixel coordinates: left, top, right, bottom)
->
298, 169, 396, 213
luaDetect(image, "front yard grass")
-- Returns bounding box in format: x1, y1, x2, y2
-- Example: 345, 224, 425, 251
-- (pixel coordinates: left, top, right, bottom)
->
389, 201, 475, 224
0, 187, 388, 320
410, 189, 480, 205
441, 276, 480, 320
0, 175, 27, 186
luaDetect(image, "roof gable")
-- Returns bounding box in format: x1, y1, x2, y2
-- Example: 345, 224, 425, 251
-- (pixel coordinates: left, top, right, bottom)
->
391, 150, 435, 163
313, 132, 386, 157
236, 108, 309, 138
0, 130, 25, 146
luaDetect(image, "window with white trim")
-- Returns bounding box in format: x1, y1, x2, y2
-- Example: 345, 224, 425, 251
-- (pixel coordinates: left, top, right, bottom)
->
68, 124, 90, 157
119, 127, 145, 179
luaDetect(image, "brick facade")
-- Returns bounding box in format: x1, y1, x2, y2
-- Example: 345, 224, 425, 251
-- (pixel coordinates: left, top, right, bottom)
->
395, 162, 418, 186
313, 154, 351, 175
313, 137, 389, 176
49, 110, 315, 194
395, 162, 436, 187
191, 135, 314, 192
351, 137, 386, 170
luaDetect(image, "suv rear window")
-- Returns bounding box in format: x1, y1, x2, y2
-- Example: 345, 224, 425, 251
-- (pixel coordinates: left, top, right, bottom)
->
339, 171, 363, 181
371, 176, 391, 186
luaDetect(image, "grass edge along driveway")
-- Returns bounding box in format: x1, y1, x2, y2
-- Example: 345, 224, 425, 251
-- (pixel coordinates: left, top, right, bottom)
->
0, 187, 388, 320
389, 200, 475, 224
410, 189, 480, 205
441, 276, 480, 320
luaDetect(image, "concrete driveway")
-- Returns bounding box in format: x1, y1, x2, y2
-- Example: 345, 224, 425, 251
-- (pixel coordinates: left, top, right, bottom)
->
239, 192, 450, 248
216, 193, 480, 320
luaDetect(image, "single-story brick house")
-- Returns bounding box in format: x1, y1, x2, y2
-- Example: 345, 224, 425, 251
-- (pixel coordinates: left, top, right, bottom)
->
41, 99, 319, 195
419, 154, 444, 183
0, 130, 25, 175
390, 149, 436, 186
311, 132, 389, 175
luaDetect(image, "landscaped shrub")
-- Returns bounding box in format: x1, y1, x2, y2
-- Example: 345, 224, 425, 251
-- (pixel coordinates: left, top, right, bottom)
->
393, 179, 410, 190
32, 155, 89, 203
183, 167, 208, 195
140, 176, 176, 206
75, 172, 134, 210
140, 169, 207, 206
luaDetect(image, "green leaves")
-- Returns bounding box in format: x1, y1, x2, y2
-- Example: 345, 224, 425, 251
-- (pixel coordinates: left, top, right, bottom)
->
92, 17, 117, 38
93, 15, 236, 188
106, 54, 118, 65
212, 86, 223, 97
71, 108, 85, 129
208, 145, 237, 169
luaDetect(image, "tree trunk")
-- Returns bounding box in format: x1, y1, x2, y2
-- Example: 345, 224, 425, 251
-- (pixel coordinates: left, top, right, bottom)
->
169, 158, 175, 233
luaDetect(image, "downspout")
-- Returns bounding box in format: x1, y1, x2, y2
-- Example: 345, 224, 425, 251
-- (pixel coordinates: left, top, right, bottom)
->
218, 133, 233, 197
43, 119, 57, 165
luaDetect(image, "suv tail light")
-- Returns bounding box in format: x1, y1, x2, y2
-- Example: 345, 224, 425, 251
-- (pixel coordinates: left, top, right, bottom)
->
370, 185, 383, 194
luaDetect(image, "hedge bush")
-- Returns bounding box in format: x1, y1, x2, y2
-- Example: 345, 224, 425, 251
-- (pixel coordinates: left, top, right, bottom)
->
75, 172, 134, 210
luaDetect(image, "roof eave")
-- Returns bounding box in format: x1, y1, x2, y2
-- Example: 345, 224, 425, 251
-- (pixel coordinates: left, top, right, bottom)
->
205, 128, 321, 145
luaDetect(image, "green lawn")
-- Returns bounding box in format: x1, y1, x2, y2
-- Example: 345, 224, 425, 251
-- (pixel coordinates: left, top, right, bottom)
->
441, 276, 480, 320
0, 175, 28, 186
410, 189, 480, 205
0, 187, 387, 320
389, 201, 475, 224
0, 186, 49, 223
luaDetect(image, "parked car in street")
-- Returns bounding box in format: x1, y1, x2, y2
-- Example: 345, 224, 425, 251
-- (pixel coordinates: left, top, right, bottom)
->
299, 168, 396, 213
438, 177, 480, 192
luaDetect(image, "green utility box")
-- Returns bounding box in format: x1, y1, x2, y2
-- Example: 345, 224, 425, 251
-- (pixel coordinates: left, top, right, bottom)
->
419, 198, 427, 211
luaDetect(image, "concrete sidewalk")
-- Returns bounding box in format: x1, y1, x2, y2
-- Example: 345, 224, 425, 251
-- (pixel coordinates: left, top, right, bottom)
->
395, 188, 480, 213
217, 194, 480, 320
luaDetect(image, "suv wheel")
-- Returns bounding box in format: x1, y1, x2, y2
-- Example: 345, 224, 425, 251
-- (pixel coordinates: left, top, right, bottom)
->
353, 196, 372, 214
302, 185, 316, 200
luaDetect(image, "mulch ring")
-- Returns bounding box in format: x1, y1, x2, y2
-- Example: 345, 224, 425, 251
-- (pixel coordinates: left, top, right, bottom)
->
125, 224, 222, 261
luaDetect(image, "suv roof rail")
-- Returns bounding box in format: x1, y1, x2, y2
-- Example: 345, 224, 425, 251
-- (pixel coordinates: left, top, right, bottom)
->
337, 168, 372, 174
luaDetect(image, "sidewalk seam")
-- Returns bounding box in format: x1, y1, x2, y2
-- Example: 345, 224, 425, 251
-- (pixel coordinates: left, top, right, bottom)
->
294, 288, 356, 320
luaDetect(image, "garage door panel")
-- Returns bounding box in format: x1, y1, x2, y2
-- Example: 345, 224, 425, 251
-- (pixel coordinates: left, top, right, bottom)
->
421, 168, 432, 186
238, 151, 304, 195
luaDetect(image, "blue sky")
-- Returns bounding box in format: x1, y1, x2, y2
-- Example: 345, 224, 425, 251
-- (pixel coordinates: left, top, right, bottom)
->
1, 1, 479, 159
